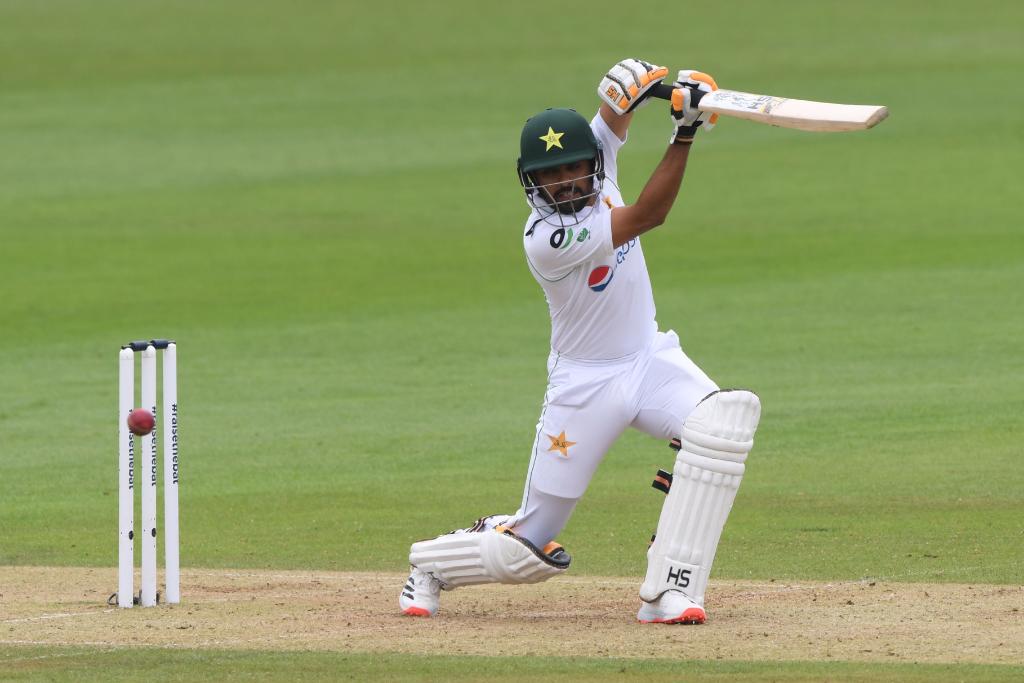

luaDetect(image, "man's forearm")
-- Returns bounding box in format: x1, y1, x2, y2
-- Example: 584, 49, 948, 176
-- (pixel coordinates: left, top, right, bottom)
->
609, 140, 692, 247
599, 103, 632, 141
633, 141, 691, 226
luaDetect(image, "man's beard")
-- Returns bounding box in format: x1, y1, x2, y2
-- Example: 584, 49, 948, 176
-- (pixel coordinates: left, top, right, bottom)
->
550, 186, 592, 215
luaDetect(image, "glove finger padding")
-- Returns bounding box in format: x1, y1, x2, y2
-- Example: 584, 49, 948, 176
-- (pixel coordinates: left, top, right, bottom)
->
675, 69, 719, 129
599, 58, 669, 115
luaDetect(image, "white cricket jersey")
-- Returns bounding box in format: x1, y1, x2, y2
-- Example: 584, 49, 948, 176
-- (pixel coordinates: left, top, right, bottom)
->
523, 113, 658, 361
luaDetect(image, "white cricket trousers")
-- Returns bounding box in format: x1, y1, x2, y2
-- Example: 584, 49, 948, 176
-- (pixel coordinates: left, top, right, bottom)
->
508, 330, 717, 547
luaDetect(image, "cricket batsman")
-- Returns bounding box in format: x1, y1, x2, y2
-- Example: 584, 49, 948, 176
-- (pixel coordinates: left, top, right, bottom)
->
400, 59, 761, 624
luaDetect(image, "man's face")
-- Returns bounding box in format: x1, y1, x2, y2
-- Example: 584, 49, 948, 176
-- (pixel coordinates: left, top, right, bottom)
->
532, 159, 596, 215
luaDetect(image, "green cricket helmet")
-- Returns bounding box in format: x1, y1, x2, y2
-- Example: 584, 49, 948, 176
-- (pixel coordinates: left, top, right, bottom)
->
517, 108, 605, 218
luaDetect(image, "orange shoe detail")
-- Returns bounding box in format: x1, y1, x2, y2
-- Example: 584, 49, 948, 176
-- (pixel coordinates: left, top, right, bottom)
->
638, 607, 706, 625
542, 541, 563, 556
403, 606, 432, 617
678, 607, 706, 624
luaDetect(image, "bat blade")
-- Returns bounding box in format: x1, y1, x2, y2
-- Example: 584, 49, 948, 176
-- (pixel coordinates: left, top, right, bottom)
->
650, 83, 888, 132
698, 89, 888, 132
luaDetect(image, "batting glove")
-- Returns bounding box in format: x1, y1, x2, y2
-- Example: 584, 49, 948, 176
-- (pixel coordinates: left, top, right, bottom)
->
674, 69, 719, 130
670, 87, 702, 143
598, 58, 670, 115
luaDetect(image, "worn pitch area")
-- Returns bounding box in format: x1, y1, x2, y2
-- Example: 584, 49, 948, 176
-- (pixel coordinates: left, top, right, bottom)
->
1, 567, 1020, 664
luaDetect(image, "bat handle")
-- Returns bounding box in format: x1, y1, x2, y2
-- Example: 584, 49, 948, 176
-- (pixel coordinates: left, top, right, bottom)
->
651, 82, 707, 107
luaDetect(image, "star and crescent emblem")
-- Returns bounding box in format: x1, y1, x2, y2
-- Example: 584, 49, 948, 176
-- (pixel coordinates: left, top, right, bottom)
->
539, 127, 564, 151
547, 431, 576, 457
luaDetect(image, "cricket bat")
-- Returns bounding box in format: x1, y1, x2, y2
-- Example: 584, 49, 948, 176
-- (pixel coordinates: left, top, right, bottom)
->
651, 83, 888, 132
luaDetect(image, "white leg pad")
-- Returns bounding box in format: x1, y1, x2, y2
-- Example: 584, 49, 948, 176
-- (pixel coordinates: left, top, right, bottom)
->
410, 527, 570, 588
640, 390, 761, 604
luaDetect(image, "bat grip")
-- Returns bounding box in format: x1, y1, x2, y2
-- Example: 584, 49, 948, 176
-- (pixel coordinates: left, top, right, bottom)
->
652, 82, 707, 107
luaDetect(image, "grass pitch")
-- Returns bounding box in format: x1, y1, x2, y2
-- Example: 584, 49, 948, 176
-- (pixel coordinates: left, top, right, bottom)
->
1, 0, 1021, 679
4, 647, 1024, 683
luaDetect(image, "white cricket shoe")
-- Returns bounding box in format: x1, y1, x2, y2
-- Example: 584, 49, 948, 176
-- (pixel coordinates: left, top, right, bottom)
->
399, 567, 442, 617
637, 590, 706, 624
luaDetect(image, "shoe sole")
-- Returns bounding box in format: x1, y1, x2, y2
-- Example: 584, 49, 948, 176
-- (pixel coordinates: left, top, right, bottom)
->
638, 607, 706, 625
402, 606, 434, 617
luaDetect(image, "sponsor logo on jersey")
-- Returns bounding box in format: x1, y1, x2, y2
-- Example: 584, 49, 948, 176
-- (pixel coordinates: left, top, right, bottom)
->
549, 226, 591, 250
616, 238, 637, 264
588, 265, 614, 292
550, 227, 573, 249
547, 431, 576, 457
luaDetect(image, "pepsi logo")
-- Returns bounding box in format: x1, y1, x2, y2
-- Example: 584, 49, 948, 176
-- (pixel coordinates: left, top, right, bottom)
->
588, 265, 614, 292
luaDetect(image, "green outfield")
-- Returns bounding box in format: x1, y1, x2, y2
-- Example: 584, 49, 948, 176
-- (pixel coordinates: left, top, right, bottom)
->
5, 648, 1024, 683
1, 0, 1022, 680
